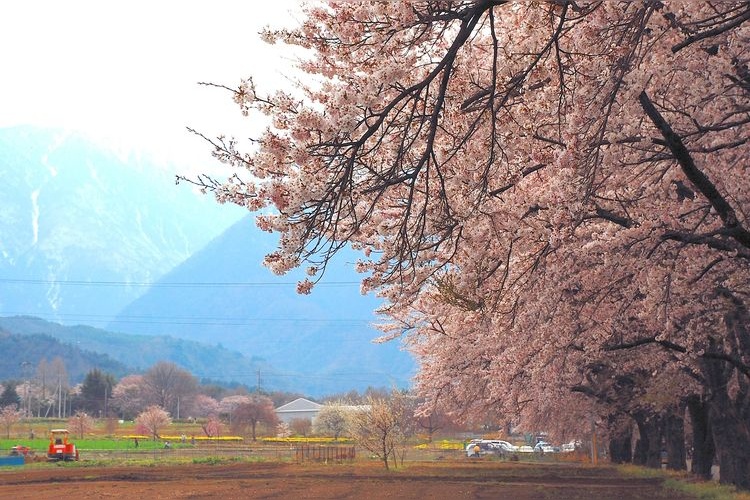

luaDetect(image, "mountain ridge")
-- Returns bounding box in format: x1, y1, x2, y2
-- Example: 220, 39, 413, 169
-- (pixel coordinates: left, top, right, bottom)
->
0, 125, 243, 323
110, 216, 415, 396
0, 126, 415, 396
0, 315, 274, 388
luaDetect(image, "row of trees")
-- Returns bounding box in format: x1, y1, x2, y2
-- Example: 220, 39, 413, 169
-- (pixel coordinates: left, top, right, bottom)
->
187, 0, 750, 489
0, 361, 291, 427
1, 389, 448, 472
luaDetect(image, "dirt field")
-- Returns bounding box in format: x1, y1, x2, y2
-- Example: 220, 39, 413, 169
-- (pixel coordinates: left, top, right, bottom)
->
0, 459, 694, 500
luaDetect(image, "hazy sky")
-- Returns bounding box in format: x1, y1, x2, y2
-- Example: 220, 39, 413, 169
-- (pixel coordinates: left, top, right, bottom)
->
0, 0, 302, 172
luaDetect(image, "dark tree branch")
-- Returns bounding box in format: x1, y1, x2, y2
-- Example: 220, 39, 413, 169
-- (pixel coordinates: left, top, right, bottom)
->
605, 336, 750, 380
639, 91, 750, 249
661, 231, 750, 260
671, 4, 750, 53
604, 336, 687, 354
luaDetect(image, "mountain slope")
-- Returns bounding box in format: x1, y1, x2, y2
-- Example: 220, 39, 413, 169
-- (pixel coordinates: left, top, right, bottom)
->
110, 216, 415, 395
0, 316, 274, 389
0, 328, 129, 383
0, 126, 243, 323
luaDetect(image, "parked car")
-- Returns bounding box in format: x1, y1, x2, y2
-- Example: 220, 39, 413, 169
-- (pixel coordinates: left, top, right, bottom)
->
466, 439, 518, 457
517, 445, 535, 453
561, 440, 580, 452
534, 441, 556, 453
488, 440, 518, 453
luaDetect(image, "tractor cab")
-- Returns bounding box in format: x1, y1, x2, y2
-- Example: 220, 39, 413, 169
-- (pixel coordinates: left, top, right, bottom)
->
47, 429, 79, 461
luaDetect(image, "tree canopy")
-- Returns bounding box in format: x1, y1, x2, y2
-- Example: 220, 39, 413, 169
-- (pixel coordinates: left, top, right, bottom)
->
190, 1, 750, 488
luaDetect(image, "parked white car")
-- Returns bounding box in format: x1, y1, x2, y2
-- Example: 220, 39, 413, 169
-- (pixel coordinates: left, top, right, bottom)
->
466, 439, 518, 457
534, 441, 556, 453
488, 440, 518, 453
561, 440, 580, 452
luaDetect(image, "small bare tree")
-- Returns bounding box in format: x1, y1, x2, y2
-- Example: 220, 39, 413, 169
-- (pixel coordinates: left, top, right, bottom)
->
349, 393, 409, 470
289, 418, 312, 437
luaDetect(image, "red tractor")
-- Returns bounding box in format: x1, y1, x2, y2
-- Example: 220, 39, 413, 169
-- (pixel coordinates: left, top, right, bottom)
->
47, 429, 79, 461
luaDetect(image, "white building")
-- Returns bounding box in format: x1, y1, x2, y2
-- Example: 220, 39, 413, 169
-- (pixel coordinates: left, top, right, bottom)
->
275, 398, 323, 423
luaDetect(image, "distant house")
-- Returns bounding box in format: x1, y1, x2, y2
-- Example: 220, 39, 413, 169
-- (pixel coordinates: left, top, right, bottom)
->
275, 398, 323, 423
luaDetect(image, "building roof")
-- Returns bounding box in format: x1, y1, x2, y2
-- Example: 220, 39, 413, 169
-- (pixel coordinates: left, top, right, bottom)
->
275, 397, 323, 413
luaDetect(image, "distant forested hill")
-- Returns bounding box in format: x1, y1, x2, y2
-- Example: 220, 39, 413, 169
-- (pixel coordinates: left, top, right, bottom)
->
0, 329, 128, 382
0, 316, 277, 388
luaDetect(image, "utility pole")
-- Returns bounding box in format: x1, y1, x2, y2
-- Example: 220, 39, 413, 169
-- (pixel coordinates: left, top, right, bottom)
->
256, 370, 262, 393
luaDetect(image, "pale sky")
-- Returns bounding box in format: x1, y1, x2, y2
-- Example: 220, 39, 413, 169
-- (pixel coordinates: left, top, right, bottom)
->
0, 0, 303, 173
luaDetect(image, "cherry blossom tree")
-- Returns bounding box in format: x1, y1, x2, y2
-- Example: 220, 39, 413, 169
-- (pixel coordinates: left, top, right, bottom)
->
0, 405, 22, 439
111, 375, 148, 419
312, 403, 351, 440
189, 0, 750, 488
189, 394, 221, 419
231, 395, 278, 441
218, 394, 251, 425
349, 393, 410, 470
201, 414, 223, 438
67, 411, 95, 440
135, 405, 172, 441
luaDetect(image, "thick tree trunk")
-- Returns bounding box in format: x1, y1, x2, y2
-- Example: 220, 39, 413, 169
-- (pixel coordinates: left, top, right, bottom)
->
608, 423, 633, 464
686, 395, 715, 480
700, 342, 750, 490
632, 412, 647, 466
664, 410, 687, 471
708, 390, 750, 489
633, 412, 663, 468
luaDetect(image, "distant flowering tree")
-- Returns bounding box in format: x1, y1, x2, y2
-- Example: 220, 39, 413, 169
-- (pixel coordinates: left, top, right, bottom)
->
67, 411, 95, 440
111, 375, 148, 419
135, 405, 171, 441
218, 395, 251, 422
349, 394, 408, 471
276, 421, 292, 438
0, 405, 22, 439
201, 415, 223, 438
231, 395, 278, 441
189, 394, 220, 419
312, 404, 351, 440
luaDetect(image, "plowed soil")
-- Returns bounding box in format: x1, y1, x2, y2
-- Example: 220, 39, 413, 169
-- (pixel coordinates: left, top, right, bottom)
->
0, 460, 692, 499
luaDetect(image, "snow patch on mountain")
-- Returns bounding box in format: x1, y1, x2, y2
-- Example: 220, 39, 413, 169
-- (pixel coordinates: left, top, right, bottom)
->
31, 188, 40, 245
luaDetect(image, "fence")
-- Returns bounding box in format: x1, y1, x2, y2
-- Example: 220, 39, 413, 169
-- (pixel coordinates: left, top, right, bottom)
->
294, 444, 356, 463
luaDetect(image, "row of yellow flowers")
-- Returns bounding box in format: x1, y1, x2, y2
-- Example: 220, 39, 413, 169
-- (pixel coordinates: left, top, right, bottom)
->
121, 435, 244, 442
414, 440, 465, 450
261, 436, 354, 444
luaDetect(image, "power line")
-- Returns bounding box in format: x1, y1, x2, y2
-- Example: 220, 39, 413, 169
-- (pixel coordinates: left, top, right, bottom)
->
1, 311, 379, 327
0, 278, 360, 288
